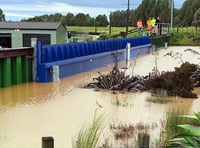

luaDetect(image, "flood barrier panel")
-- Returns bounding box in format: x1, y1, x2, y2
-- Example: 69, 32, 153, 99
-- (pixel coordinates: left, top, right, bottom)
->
37, 36, 152, 82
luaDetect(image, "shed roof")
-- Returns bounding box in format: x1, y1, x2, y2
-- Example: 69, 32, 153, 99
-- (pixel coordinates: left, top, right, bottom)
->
0, 22, 66, 30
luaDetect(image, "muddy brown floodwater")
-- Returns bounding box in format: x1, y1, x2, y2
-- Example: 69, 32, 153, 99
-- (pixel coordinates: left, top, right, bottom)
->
0, 46, 200, 148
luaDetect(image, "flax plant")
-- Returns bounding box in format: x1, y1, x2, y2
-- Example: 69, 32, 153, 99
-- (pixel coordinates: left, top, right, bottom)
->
166, 112, 200, 148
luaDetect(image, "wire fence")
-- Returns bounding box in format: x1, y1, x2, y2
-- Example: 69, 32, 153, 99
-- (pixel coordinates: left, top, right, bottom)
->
173, 26, 200, 36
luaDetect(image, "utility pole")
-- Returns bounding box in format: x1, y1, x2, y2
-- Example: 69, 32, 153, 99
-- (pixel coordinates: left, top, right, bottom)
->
169, 0, 174, 33
126, 0, 130, 35
109, 11, 112, 35
170, 0, 174, 33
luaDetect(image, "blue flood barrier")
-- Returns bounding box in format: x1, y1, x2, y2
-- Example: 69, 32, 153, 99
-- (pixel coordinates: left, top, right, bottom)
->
37, 36, 152, 82
64, 45, 69, 58
83, 43, 90, 56
57, 46, 64, 60
41, 46, 51, 63
78, 43, 85, 57
68, 44, 75, 58
51, 46, 59, 62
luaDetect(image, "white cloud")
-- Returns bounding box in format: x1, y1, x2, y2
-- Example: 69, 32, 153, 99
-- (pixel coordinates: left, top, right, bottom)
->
5, 13, 34, 18
2, 2, 116, 21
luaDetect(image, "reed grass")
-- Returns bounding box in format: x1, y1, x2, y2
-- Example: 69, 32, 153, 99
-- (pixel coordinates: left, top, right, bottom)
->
72, 111, 105, 148
164, 109, 186, 141
146, 89, 171, 104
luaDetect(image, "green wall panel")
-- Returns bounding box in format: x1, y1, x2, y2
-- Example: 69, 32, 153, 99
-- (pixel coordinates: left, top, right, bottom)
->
0, 56, 33, 88
0, 59, 2, 87
11, 57, 16, 84
2, 58, 12, 87
22, 56, 32, 82
11, 57, 23, 84
15, 56, 22, 84
150, 36, 168, 48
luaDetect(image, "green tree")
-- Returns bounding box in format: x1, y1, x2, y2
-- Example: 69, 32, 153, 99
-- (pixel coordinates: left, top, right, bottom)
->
95, 15, 108, 27
159, 0, 171, 22
133, 0, 171, 26
129, 9, 136, 27
62, 13, 75, 26
40, 14, 50, 22
173, 8, 180, 26
177, 0, 200, 26
193, 8, 200, 28
74, 13, 92, 26
23, 13, 62, 22
88, 17, 95, 26
111, 10, 127, 27
0, 8, 5, 21
49, 13, 62, 22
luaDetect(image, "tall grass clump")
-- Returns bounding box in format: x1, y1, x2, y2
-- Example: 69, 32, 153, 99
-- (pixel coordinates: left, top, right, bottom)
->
164, 109, 186, 141
156, 109, 186, 147
159, 109, 185, 147
72, 111, 105, 148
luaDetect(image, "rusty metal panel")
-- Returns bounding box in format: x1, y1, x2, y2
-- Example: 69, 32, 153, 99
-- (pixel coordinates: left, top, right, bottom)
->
0, 47, 33, 59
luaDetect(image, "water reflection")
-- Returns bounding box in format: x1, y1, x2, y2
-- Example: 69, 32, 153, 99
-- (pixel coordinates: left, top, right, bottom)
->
0, 46, 199, 148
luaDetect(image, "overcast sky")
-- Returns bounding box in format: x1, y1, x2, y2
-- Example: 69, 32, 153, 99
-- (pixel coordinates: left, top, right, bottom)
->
1, 0, 185, 21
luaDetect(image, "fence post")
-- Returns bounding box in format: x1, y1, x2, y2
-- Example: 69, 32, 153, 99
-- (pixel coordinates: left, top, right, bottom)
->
42, 137, 54, 148
138, 133, 150, 148
126, 42, 131, 68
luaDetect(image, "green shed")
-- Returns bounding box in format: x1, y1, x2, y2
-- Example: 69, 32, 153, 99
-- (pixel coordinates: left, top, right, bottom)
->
0, 22, 66, 48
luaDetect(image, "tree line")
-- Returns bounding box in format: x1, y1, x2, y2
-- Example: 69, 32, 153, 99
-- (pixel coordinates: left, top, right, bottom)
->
0, 9, 5, 21
1, 0, 200, 27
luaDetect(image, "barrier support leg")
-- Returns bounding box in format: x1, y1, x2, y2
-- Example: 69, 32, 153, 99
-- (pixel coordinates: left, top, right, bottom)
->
126, 43, 131, 68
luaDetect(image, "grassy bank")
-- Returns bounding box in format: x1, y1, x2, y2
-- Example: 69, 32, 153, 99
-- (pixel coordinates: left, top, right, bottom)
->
67, 26, 132, 34
67, 26, 200, 45
67, 26, 138, 38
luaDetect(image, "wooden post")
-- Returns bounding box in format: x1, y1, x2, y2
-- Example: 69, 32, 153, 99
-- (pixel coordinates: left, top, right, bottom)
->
42, 137, 54, 148
138, 133, 150, 148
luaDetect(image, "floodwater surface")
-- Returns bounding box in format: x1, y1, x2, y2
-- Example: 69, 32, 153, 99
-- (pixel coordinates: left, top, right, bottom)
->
0, 46, 200, 148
